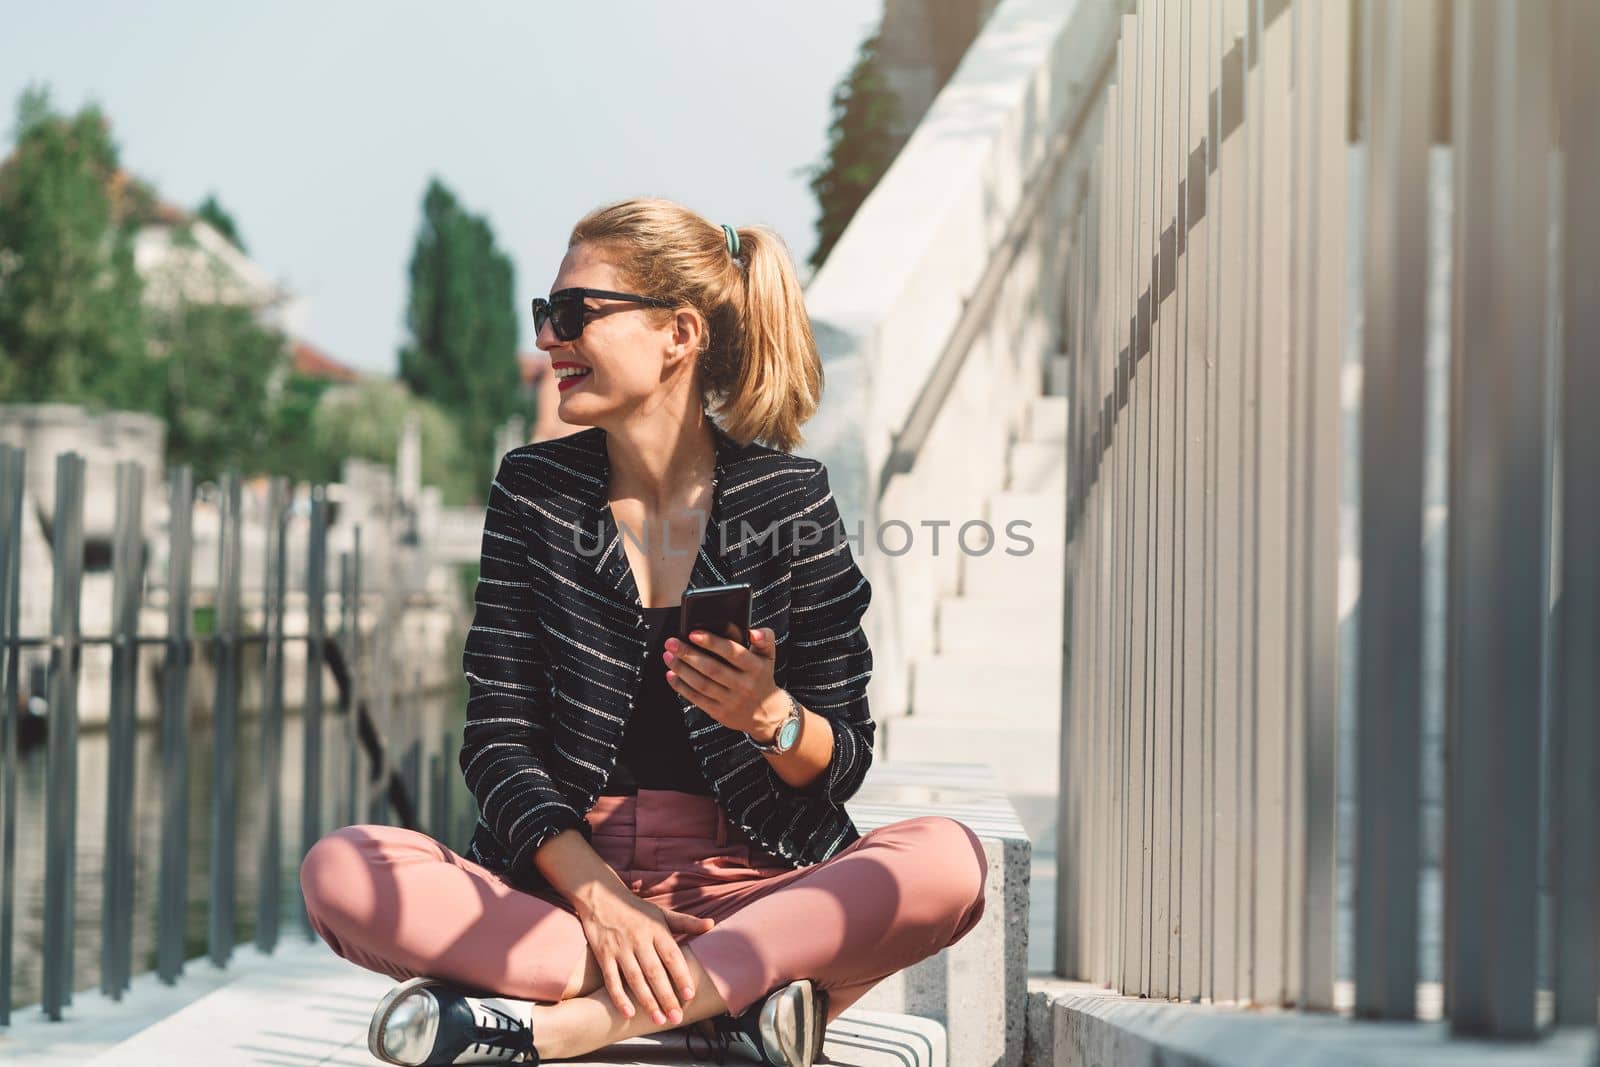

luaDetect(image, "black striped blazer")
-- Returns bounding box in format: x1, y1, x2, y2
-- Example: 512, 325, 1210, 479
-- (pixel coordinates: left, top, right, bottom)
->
459, 422, 875, 894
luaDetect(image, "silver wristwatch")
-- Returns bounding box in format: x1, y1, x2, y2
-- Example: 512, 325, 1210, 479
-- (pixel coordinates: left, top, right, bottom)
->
747, 690, 803, 754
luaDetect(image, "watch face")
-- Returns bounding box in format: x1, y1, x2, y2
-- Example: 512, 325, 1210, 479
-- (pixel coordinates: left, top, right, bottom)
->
778, 717, 801, 749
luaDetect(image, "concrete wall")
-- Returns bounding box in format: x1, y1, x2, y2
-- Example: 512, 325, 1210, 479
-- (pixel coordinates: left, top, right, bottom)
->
802, 0, 1119, 724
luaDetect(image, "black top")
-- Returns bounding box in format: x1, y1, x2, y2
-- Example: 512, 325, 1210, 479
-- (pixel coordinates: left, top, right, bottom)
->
599, 604, 715, 796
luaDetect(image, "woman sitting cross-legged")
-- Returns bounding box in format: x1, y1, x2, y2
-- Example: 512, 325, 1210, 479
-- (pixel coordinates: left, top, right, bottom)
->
299, 197, 989, 1066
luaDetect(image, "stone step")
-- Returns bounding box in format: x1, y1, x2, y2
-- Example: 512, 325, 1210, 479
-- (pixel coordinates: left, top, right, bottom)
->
883, 718, 1061, 796
985, 488, 1066, 549
988, 487, 1066, 524
961, 536, 1064, 594
1027, 395, 1069, 444
936, 595, 1062, 658
911, 654, 1062, 719
1007, 440, 1067, 493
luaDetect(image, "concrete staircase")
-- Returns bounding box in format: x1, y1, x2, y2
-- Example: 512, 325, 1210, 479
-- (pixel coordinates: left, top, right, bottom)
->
884, 355, 1069, 850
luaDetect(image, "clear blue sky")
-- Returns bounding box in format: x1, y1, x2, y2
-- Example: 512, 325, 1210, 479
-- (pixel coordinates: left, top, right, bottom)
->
2, 1, 879, 374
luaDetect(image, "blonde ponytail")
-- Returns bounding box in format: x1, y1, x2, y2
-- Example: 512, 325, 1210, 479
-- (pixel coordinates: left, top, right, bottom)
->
568, 198, 823, 451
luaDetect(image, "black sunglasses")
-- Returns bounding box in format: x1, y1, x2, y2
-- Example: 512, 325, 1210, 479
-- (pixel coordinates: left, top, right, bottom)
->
531, 287, 677, 343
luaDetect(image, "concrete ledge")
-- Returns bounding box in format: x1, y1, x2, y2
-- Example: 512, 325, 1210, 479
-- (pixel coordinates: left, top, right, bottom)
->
1024, 979, 1600, 1067
6, 936, 946, 1067
0, 940, 330, 1066
565, 1010, 945, 1066
849, 760, 1032, 1067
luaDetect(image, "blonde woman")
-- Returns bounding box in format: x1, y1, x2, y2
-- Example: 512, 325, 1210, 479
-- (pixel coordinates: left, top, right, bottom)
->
299, 198, 988, 1066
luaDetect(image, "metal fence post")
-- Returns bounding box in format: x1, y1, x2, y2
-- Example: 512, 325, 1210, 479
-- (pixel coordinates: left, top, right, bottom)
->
209, 472, 243, 968
0, 445, 25, 1024
157, 466, 195, 983
42, 452, 86, 1018
299, 489, 328, 936
1444, 0, 1554, 1038
256, 477, 289, 952
1353, 0, 1433, 1021
1552, 0, 1600, 1028
102, 461, 145, 998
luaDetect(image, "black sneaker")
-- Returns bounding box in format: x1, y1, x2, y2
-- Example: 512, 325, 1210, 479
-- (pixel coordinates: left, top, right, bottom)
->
368, 976, 541, 1065
684, 978, 828, 1066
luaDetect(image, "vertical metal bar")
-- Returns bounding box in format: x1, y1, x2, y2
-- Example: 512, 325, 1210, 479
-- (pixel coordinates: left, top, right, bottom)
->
1445, 0, 1553, 1039
348, 527, 364, 825
1123, 0, 1153, 996
1098, 78, 1122, 988
103, 461, 144, 998
1552, 0, 1600, 1026
1081, 161, 1101, 978
1076, 162, 1100, 981
1067, 271, 1080, 974
1059, 195, 1086, 980
0, 445, 24, 1025
1211, 0, 1250, 1005
42, 452, 86, 1018
340, 549, 357, 828
1105, 52, 1126, 991
257, 477, 289, 951
1170, 0, 1193, 999
158, 466, 194, 983
1150, 0, 1179, 999
209, 472, 243, 967
1354, 0, 1432, 1021
1297, 0, 1350, 1013
1200, 0, 1223, 1002
1179, 0, 1211, 1004
1116, 18, 1138, 996
300, 488, 328, 935
1235, 0, 1267, 1005
1095, 107, 1116, 986
1280, 0, 1308, 1008
1249, 0, 1295, 1006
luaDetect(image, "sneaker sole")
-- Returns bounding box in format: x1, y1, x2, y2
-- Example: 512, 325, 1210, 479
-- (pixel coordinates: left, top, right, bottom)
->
812, 987, 830, 1064
762, 979, 824, 1067
368, 975, 445, 1066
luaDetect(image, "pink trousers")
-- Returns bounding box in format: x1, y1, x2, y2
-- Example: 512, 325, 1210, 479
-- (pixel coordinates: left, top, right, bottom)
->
298, 788, 989, 1021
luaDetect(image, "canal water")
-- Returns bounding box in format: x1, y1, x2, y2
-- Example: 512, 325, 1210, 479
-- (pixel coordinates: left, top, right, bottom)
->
5, 677, 469, 1015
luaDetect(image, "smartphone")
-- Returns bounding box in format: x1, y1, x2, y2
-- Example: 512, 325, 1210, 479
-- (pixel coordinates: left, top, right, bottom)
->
680, 582, 752, 666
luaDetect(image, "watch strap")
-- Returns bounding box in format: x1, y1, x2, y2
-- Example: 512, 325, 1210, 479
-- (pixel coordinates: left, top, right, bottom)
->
748, 691, 800, 753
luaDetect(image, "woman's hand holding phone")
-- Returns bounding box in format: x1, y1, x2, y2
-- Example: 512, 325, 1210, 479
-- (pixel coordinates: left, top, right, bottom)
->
664, 625, 789, 742
572, 882, 715, 1025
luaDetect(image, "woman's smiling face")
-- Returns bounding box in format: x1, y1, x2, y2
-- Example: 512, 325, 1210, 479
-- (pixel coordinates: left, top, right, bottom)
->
537, 242, 696, 425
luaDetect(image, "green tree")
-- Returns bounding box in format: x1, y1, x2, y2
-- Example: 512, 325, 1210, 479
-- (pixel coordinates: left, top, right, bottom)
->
195, 193, 247, 254
312, 377, 480, 506
262, 370, 337, 484
0, 84, 156, 410
397, 178, 525, 470
803, 28, 901, 274
154, 299, 294, 480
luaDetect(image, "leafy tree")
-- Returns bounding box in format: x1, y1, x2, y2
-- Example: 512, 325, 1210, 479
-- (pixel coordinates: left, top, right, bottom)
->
195, 193, 247, 254
262, 370, 336, 484
0, 84, 156, 410
803, 28, 901, 274
312, 377, 480, 507
154, 299, 293, 481
397, 178, 525, 470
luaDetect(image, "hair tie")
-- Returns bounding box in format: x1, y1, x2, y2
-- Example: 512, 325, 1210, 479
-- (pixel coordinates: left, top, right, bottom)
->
721, 223, 740, 258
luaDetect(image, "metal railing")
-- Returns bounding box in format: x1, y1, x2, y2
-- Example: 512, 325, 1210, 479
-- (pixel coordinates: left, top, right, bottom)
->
1056, 0, 1596, 1042
0, 446, 477, 1022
